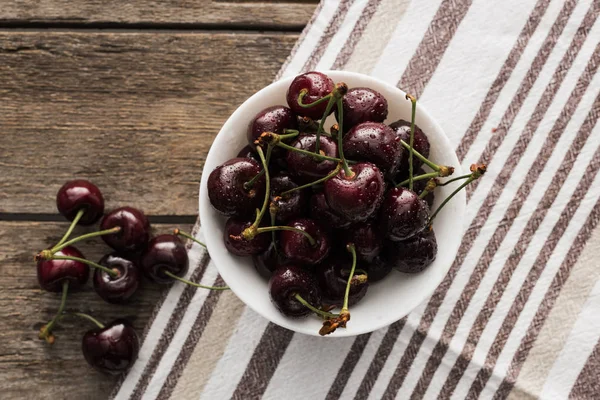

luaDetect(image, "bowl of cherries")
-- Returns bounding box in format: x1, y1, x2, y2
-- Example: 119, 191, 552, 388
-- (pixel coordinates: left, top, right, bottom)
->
200, 70, 485, 337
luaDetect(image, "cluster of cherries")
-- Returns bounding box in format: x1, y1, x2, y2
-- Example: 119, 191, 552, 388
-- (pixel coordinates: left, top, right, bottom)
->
35, 180, 226, 374
207, 71, 485, 335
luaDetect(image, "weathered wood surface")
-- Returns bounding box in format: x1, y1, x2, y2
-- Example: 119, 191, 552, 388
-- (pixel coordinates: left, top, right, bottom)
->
0, 221, 192, 399
0, 0, 317, 28
0, 31, 298, 215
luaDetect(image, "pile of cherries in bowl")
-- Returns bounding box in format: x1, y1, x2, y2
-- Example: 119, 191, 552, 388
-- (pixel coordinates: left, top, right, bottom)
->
207, 71, 485, 335
35, 180, 225, 374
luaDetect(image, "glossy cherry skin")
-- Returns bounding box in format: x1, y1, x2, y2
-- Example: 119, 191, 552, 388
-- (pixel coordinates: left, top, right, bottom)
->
82, 320, 139, 375
100, 207, 151, 252
343, 122, 403, 178
56, 179, 104, 225
336, 87, 388, 132
207, 158, 266, 218
366, 256, 393, 282
247, 105, 298, 147
93, 253, 141, 304
140, 234, 189, 284
309, 192, 351, 229
280, 218, 330, 265
389, 119, 431, 173
316, 255, 368, 307
270, 174, 307, 223
382, 229, 437, 273
379, 187, 430, 241
395, 168, 435, 208
37, 246, 89, 292
252, 240, 288, 279
340, 221, 382, 263
323, 162, 385, 222
236, 145, 259, 161
286, 71, 335, 120
224, 218, 270, 256
269, 265, 322, 318
286, 134, 339, 183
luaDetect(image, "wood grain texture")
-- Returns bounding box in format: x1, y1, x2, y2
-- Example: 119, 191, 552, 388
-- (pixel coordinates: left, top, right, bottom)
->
0, 221, 192, 399
0, 31, 298, 215
0, 0, 317, 28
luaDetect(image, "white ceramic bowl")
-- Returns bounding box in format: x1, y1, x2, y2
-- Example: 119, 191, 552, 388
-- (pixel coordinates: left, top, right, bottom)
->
199, 71, 465, 337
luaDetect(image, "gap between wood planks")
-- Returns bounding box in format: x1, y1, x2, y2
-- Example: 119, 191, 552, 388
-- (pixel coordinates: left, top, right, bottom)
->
0, 213, 198, 224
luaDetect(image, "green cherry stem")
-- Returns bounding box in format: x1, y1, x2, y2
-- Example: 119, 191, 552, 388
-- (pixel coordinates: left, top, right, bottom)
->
399, 140, 442, 172
279, 163, 342, 197
254, 226, 316, 246
65, 312, 105, 329
163, 270, 230, 290
39, 281, 69, 343
297, 90, 332, 109
396, 171, 440, 188
342, 243, 358, 313
49, 226, 121, 254
336, 97, 354, 178
406, 94, 417, 190
244, 144, 273, 190
55, 208, 85, 247
294, 293, 338, 319
276, 142, 342, 163
173, 228, 206, 248
49, 255, 119, 277
240, 146, 272, 241
439, 173, 473, 186
314, 96, 337, 154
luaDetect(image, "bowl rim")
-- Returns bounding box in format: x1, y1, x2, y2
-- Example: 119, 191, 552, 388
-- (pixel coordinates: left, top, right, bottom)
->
199, 70, 466, 337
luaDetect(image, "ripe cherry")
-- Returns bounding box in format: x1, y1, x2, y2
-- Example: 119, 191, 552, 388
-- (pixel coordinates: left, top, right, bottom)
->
336, 87, 388, 132
379, 187, 429, 241
286, 71, 335, 120
343, 122, 402, 178
270, 174, 307, 223
308, 192, 351, 229
366, 256, 392, 282
280, 218, 330, 265
224, 218, 270, 256
100, 207, 151, 252
382, 229, 437, 273
269, 265, 322, 317
339, 221, 382, 263
56, 179, 105, 225
286, 134, 339, 183
247, 105, 297, 147
82, 319, 139, 375
390, 119, 431, 173
93, 253, 140, 303
316, 255, 368, 307
37, 246, 89, 292
140, 234, 189, 284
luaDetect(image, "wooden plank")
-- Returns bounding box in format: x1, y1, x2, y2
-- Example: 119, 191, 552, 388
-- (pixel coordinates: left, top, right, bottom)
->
0, 220, 193, 399
0, 1, 317, 28
0, 31, 298, 215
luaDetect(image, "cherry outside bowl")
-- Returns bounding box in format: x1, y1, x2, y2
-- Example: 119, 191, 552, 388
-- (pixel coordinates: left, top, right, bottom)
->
199, 71, 465, 337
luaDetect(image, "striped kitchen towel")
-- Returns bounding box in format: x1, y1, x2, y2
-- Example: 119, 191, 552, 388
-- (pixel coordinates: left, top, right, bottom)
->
111, 0, 600, 398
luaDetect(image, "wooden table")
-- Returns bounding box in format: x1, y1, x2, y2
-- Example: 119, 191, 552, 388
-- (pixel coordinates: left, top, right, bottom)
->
0, 1, 316, 397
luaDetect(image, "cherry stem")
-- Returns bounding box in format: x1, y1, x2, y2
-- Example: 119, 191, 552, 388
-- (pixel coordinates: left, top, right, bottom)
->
65, 312, 105, 329
163, 270, 230, 290
396, 171, 439, 188
294, 293, 338, 318
244, 144, 273, 190
174, 228, 206, 248
56, 208, 85, 247
314, 95, 337, 154
342, 243, 357, 313
276, 142, 341, 163
269, 206, 277, 246
407, 94, 417, 190
255, 226, 316, 246
336, 97, 354, 178
279, 163, 342, 196
429, 165, 485, 224
39, 280, 69, 342
50, 255, 119, 277
250, 146, 271, 230
399, 140, 441, 172
297, 90, 332, 109
50, 226, 121, 254
439, 173, 472, 186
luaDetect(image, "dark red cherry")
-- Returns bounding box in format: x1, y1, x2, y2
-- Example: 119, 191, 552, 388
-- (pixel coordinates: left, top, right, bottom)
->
323, 162, 385, 222
316, 255, 368, 307
37, 246, 89, 292
236, 145, 259, 161
343, 122, 403, 178
286, 134, 339, 183
82, 320, 139, 375
140, 234, 189, 284
379, 187, 430, 241
100, 207, 151, 252
280, 218, 330, 265
269, 265, 322, 317
93, 253, 141, 304
207, 158, 266, 218
270, 174, 307, 223
336, 87, 388, 132
252, 241, 287, 279
56, 179, 104, 225
389, 119, 431, 173
366, 256, 392, 282
224, 218, 270, 256
340, 221, 382, 263
395, 168, 435, 208
286, 71, 335, 120
247, 105, 298, 147
309, 192, 351, 229
382, 229, 437, 273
